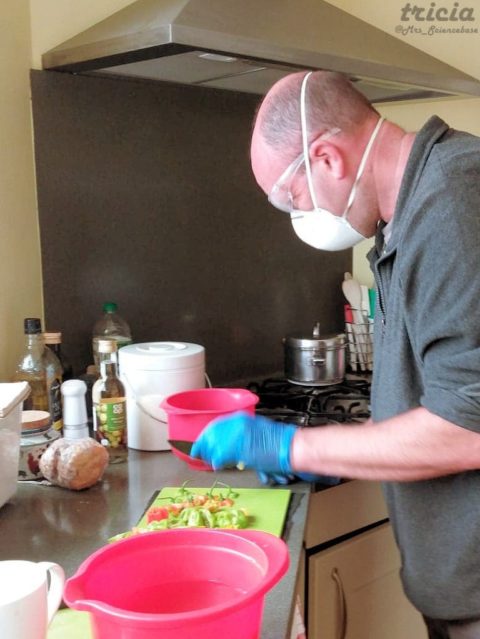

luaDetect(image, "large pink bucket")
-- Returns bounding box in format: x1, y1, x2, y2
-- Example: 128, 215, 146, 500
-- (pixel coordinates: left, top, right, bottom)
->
64, 528, 289, 639
161, 388, 259, 470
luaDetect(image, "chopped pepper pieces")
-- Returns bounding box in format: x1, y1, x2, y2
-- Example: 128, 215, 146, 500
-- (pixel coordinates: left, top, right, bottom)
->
110, 481, 250, 541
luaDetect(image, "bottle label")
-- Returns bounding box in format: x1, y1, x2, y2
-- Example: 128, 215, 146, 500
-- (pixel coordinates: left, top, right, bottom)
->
49, 377, 63, 431
95, 397, 127, 449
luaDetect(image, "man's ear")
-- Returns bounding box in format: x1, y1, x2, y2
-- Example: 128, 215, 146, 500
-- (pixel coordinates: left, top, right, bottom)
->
309, 139, 345, 179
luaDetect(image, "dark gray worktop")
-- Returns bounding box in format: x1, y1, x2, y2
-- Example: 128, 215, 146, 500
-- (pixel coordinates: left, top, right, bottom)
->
0, 449, 310, 639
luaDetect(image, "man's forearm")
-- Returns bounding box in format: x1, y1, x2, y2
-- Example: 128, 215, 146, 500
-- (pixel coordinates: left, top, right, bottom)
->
290, 406, 480, 481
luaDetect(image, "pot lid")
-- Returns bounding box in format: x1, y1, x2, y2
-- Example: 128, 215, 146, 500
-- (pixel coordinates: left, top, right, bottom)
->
118, 342, 205, 371
285, 323, 346, 349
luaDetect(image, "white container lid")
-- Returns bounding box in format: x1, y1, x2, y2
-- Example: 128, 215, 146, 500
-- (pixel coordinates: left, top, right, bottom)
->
119, 342, 205, 371
0, 382, 30, 418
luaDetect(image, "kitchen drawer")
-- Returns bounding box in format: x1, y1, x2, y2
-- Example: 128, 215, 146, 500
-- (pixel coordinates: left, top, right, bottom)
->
304, 480, 388, 549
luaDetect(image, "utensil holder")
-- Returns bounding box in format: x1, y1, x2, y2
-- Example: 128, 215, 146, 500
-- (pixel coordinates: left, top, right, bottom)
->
345, 318, 374, 372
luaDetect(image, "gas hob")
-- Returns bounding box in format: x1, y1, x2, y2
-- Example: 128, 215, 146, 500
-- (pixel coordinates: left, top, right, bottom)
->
247, 375, 371, 426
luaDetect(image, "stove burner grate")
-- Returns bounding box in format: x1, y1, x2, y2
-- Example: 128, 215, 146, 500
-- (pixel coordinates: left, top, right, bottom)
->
247, 375, 371, 426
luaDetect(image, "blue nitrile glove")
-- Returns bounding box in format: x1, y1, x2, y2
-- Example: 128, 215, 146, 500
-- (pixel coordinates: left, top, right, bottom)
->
191, 412, 341, 486
191, 412, 295, 478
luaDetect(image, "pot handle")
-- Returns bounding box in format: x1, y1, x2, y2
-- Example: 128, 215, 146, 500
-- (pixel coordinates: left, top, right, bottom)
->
310, 357, 326, 366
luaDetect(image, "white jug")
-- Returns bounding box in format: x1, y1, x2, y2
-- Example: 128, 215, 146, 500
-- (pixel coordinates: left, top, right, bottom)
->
0, 560, 64, 639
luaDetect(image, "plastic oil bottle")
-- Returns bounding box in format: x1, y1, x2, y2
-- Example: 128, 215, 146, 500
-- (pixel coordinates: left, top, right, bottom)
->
92, 302, 132, 373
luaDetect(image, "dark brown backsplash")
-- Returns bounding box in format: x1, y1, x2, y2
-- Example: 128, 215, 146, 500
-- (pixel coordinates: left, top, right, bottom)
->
30, 70, 351, 384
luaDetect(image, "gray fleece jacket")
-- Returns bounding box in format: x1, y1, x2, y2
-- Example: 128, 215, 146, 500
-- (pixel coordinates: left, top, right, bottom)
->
368, 116, 480, 619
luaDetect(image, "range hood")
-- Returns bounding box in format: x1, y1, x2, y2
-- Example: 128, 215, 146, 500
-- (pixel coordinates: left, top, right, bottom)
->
42, 0, 480, 103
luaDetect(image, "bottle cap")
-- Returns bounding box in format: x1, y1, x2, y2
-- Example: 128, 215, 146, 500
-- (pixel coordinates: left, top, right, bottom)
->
24, 318, 42, 334
98, 339, 117, 354
103, 302, 118, 313
44, 332, 62, 344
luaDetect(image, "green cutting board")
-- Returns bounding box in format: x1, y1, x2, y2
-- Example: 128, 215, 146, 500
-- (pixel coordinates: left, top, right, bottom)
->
138, 487, 291, 537
48, 609, 92, 639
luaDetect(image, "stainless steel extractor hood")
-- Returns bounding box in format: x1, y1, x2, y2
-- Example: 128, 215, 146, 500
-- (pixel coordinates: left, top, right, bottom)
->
42, 0, 480, 103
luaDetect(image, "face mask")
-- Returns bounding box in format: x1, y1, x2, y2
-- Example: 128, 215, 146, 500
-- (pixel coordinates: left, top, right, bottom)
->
291, 71, 384, 251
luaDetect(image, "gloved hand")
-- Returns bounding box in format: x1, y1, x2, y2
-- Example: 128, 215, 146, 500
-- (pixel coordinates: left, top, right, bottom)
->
191, 412, 295, 479
190, 411, 341, 486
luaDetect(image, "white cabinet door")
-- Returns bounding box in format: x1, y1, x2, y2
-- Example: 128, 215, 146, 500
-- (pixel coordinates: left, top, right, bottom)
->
308, 523, 427, 639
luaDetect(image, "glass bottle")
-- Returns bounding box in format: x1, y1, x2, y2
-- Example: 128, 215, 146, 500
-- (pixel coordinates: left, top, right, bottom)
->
42, 341, 63, 433
92, 302, 132, 372
92, 339, 128, 464
44, 331, 73, 381
13, 319, 63, 431
13, 318, 49, 413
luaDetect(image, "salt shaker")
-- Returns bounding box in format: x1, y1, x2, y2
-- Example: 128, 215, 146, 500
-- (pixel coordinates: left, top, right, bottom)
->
61, 380, 89, 439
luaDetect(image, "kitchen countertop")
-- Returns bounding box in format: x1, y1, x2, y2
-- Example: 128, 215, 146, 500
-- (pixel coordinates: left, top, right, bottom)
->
0, 449, 310, 639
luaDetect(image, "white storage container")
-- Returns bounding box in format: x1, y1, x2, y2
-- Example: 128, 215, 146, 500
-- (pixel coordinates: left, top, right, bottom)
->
0, 382, 30, 508
119, 342, 205, 451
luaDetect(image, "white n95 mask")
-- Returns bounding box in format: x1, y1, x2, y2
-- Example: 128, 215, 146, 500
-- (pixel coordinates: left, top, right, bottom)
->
290, 71, 384, 251
290, 207, 366, 251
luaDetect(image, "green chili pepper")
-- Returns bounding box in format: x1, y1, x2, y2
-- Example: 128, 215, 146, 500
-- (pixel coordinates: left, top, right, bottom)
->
214, 510, 235, 528
231, 508, 248, 529
200, 508, 215, 528
147, 519, 170, 530
187, 509, 203, 527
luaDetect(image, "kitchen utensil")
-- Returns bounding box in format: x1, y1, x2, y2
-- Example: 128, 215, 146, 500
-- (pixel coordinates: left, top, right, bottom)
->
283, 323, 346, 386
341, 277, 363, 317
0, 382, 30, 507
61, 380, 89, 440
161, 388, 259, 471
342, 277, 368, 371
119, 342, 205, 451
360, 284, 371, 317
343, 305, 357, 372
63, 528, 289, 639
0, 560, 64, 639
368, 288, 376, 319
140, 487, 292, 537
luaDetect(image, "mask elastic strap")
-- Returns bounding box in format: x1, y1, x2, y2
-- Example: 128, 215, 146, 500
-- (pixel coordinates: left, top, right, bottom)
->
343, 116, 384, 217
300, 71, 318, 211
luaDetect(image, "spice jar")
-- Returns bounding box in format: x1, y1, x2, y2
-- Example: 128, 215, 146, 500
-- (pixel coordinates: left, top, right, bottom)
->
18, 410, 61, 480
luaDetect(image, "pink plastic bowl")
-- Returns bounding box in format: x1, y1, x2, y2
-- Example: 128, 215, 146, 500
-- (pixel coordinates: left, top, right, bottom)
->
64, 528, 289, 639
161, 388, 259, 470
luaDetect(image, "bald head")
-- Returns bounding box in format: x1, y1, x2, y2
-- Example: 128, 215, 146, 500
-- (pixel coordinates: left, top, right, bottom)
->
253, 71, 379, 162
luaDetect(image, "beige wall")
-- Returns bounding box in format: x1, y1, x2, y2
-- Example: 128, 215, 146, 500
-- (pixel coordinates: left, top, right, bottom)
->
0, 1, 42, 381
29, 0, 136, 69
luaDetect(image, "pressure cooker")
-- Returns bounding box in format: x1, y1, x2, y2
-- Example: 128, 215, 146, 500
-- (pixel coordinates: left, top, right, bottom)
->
283, 323, 346, 386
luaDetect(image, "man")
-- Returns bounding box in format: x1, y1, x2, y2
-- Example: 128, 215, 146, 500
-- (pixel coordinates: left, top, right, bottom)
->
191, 71, 480, 638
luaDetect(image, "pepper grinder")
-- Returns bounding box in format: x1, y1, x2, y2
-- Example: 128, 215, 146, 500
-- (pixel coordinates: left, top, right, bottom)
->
61, 380, 89, 439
